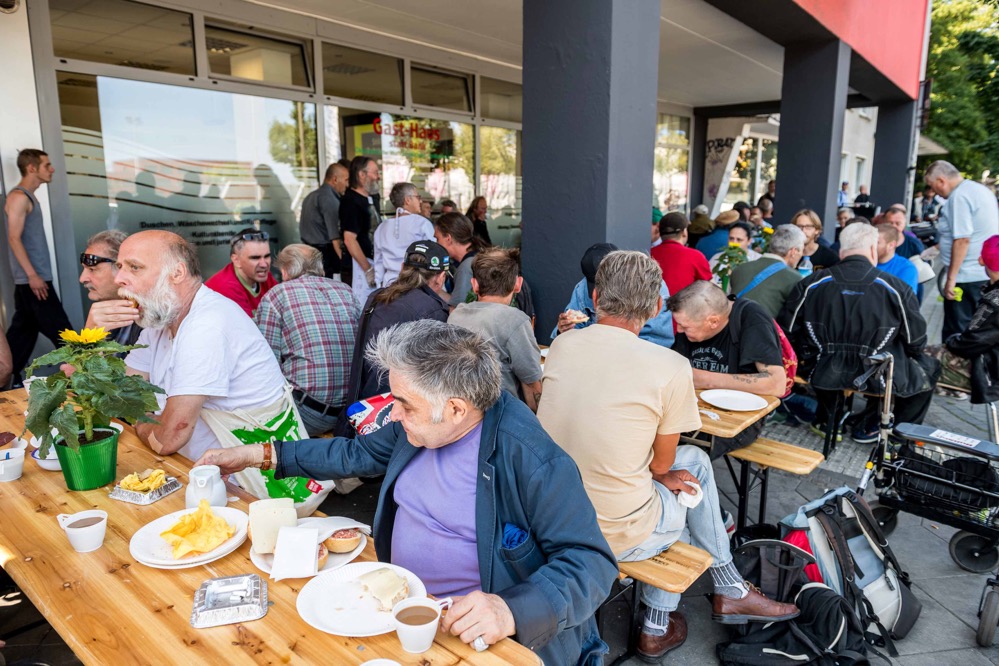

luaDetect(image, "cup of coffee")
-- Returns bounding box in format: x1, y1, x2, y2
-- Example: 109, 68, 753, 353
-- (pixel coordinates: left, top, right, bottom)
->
0, 448, 25, 482
391, 596, 452, 654
56, 510, 108, 553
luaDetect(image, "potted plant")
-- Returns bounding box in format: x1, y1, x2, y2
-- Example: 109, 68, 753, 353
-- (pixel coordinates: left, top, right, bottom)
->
712, 241, 749, 292
22, 327, 163, 491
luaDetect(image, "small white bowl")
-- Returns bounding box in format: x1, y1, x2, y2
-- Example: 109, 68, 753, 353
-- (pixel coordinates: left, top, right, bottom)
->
32, 449, 61, 471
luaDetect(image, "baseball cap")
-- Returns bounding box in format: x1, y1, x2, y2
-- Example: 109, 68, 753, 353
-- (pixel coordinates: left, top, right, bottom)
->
652, 208, 664, 225
403, 240, 450, 273
659, 211, 689, 234
982, 235, 999, 273
581, 242, 619, 294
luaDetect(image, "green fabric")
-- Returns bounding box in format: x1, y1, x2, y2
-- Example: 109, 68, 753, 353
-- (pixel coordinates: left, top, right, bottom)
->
231, 405, 313, 503
729, 257, 802, 318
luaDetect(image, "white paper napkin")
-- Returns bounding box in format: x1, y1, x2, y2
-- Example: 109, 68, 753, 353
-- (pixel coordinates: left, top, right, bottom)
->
270, 526, 319, 581
676, 481, 703, 509
304, 517, 372, 543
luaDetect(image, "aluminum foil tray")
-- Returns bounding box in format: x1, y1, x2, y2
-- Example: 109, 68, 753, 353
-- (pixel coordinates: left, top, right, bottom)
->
191, 574, 268, 629
108, 477, 182, 505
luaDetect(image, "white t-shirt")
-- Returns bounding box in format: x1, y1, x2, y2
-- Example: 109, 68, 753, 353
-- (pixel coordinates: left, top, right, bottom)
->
373, 211, 436, 287
126, 286, 287, 461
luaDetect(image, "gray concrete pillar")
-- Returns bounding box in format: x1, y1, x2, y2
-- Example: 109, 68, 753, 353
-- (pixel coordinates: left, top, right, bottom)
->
774, 40, 850, 236
870, 100, 919, 210
521, 0, 661, 341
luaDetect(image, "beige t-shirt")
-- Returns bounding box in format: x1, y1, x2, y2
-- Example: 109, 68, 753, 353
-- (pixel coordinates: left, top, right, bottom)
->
537, 324, 702, 554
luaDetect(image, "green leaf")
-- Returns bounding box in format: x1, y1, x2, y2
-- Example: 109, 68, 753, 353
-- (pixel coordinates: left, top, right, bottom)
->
24, 377, 68, 440
50, 404, 82, 451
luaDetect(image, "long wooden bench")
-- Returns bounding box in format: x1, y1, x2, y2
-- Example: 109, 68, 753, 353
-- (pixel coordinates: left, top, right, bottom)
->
726, 437, 823, 527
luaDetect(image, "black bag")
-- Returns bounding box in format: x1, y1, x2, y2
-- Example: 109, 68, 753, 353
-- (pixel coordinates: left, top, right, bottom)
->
717, 583, 873, 666
732, 538, 812, 603
897, 443, 999, 510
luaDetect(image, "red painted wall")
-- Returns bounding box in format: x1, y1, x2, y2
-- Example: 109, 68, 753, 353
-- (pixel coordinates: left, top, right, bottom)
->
793, 0, 928, 99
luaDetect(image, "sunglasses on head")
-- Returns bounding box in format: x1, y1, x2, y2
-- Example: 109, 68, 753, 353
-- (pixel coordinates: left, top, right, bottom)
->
232, 231, 269, 246
80, 253, 115, 267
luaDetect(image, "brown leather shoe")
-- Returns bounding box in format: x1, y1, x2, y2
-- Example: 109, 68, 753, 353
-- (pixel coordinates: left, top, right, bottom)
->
712, 583, 799, 624
637, 611, 687, 663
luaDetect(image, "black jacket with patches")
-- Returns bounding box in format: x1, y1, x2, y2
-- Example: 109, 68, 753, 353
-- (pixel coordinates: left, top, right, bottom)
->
946, 281, 999, 404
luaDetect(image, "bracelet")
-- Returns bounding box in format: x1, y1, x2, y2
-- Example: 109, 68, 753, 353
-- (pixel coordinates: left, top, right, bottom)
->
260, 442, 273, 471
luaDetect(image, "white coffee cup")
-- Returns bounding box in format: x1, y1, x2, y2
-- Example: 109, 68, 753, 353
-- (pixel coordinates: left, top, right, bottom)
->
0, 448, 25, 482
57, 510, 108, 553
392, 596, 452, 654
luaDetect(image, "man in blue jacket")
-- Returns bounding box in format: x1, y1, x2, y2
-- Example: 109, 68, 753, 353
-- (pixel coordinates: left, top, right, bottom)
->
197, 320, 617, 665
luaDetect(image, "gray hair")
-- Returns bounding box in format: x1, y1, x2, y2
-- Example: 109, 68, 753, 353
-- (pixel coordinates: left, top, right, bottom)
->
277, 244, 323, 279
389, 182, 419, 209
838, 221, 878, 254
769, 225, 805, 258
925, 160, 961, 181
594, 251, 662, 325
366, 320, 501, 422
693, 204, 709, 216
86, 229, 128, 259
667, 280, 730, 320
837, 207, 852, 216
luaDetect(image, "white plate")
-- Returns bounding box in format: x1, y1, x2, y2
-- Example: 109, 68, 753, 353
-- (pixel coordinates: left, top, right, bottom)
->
251, 530, 366, 576
133, 536, 246, 569
129, 506, 247, 567
297, 562, 426, 637
700, 389, 769, 412
540, 348, 549, 359
31, 449, 61, 471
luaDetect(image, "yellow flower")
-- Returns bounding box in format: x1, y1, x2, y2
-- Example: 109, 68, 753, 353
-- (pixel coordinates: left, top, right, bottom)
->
763, 227, 774, 235
59, 328, 109, 344
728, 242, 741, 248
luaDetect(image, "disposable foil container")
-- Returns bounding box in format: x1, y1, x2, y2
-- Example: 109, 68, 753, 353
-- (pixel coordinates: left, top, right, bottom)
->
191, 574, 268, 629
108, 477, 182, 505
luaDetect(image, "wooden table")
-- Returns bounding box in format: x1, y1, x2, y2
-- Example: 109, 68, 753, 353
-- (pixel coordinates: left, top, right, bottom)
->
0, 389, 537, 665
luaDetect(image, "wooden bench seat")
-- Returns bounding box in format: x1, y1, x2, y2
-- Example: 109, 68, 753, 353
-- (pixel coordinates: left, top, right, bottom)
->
618, 541, 713, 593
728, 437, 824, 476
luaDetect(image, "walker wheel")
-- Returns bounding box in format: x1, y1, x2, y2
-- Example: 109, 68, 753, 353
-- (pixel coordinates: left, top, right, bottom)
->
950, 531, 999, 573
979, 589, 999, 646
871, 504, 899, 536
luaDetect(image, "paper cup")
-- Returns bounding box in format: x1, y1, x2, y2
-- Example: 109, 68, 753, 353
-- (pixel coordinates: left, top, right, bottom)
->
392, 597, 451, 654
0, 449, 25, 482
56, 510, 108, 553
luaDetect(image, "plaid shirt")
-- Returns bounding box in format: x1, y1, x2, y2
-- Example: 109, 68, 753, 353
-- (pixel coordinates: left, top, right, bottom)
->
255, 274, 359, 407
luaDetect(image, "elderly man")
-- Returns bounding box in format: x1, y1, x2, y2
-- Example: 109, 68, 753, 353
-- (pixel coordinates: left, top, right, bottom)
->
117, 231, 294, 463
729, 225, 805, 318
196, 320, 618, 665
373, 182, 436, 287
779, 223, 940, 444
300, 162, 349, 279
340, 155, 382, 307
256, 245, 358, 436
538, 251, 797, 662
77, 229, 142, 346
551, 242, 674, 347
650, 212, 711, 299
205, 228, 277, 318
877, 205, 924, 260
925, 160, 999, 340
876, 225, 918, 294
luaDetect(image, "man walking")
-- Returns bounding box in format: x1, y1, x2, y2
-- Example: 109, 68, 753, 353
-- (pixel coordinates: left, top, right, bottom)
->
3, 149, 73, 385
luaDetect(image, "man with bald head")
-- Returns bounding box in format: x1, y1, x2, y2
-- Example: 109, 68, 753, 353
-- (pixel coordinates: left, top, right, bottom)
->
117, 230, 295, 462
300, 162, 349, 279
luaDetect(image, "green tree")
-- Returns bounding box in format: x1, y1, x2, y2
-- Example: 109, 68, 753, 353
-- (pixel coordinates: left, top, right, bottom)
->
921, 0, 999, 177
268, 103, 317, 170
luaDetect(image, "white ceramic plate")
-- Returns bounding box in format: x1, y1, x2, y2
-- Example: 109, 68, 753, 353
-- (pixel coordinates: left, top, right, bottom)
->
700, 389, 769, 412
132, 536, 246, 570
129, 506, 247, 567
31, 449, 61, 471
296, 562, 426, 637
251, 530, 366, 576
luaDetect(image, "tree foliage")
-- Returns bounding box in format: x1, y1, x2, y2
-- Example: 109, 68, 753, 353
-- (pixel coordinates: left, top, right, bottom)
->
922, 0, 999, 178
269, 103, 318, 170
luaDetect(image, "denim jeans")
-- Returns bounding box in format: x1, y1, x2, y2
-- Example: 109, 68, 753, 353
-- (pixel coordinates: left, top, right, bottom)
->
616, 445, 732, 612
296, 400, 338, 438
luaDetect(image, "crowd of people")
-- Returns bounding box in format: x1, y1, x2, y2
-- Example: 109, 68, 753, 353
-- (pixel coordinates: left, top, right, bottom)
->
4, 145, 999, 664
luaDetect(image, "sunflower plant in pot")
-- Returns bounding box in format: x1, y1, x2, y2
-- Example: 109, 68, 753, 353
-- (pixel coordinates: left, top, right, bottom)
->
22, 327, 163, 491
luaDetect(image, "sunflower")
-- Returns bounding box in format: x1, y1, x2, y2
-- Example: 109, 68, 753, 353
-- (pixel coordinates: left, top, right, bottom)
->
59, 327, 109, 344
763, 226, 774, 235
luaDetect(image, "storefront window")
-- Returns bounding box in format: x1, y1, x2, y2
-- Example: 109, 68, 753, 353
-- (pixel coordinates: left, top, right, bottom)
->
411, 66, 473, 113
50, 0, 195, 76
653, 114, 691, 212
322, 43, 403, 106
480, 78, 522, 124
724, 137, 758, 209
58, 72, 318, 309
205, 23, 311, 88
333, 108, 474, 217
479, 126, 522, 247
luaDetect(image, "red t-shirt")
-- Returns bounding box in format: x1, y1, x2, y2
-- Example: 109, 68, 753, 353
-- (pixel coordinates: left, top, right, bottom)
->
204, 263, 277, 318
650, 239, 712, 297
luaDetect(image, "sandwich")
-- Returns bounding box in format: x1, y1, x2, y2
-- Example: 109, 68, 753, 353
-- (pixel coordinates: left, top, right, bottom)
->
563, 309, 589, 325
324, 528, 362, 554
317, 542, 329, 570
358, 567, 408, 612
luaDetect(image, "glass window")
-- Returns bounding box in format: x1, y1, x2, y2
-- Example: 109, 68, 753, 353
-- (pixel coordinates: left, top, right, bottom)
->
322, 43, 403, 106
479, 126, 522, 247
759, 139, 778, 202
411, 66, 472, 113
855, 157, 866, 191
57, 72, 318, 308
724, 137, 758, 210
205, 23, 311, 88
657, 114, 691, 148
653, 114, 691, 212
333, 108, 474, 217
50, 0, 195, 75
480, 78, 522, 124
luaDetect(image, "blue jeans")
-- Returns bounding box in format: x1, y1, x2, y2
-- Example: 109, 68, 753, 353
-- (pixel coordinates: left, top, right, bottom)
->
296, 400, 338, 438
616, 445, 732, 612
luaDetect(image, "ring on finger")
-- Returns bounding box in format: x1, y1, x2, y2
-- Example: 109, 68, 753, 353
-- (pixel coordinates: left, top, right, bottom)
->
473, 635, 488, 652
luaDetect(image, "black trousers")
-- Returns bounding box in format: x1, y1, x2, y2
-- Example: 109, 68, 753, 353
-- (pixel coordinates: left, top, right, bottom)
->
6, 282, 73, 381
942, 278, 988, 341
308, 243, 340, 279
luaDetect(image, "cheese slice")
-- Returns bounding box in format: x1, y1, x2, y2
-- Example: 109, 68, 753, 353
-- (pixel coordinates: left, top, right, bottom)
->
248, 498, 297, 554
359, 567, 409, 612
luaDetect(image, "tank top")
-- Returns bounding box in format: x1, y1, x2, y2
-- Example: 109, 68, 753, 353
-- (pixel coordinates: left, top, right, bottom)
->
5, 186, 52, 284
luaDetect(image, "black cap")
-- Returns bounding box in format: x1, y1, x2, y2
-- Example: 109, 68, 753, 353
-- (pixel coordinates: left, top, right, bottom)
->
659, 212, 689, 235
403, 240, 451, 273
580, 242, 619, 294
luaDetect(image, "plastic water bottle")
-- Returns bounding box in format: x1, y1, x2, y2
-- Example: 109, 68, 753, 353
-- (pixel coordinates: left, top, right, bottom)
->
798, 256, 813, 279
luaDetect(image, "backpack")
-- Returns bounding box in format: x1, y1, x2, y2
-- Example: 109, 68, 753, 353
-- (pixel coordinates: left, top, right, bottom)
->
780, 488, 921, 657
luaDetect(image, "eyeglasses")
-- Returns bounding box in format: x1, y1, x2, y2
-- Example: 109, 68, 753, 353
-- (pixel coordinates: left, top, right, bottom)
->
80, 253, 115, 267
231, 231, 269, 246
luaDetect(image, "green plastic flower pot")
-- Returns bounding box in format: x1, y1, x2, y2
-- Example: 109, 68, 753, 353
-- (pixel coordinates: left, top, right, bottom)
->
54, 428, 119, 491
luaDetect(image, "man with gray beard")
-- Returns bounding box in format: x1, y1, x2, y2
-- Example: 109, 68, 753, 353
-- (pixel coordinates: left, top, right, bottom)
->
115, 231, 300, 466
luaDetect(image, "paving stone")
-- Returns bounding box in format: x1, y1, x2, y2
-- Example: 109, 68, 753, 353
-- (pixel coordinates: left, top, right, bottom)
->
894, 585, 978, 656
898, 648, 995, 666
915, 574, 992, 632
